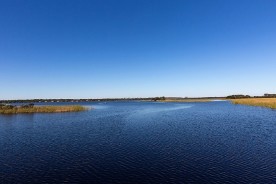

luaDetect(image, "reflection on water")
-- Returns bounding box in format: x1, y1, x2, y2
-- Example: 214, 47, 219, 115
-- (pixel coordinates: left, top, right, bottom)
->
134, 105, 192, 114
0, 101, 275, 183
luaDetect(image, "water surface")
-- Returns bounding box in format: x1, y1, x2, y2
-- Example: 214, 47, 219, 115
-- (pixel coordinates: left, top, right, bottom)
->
0, 101, 275, 183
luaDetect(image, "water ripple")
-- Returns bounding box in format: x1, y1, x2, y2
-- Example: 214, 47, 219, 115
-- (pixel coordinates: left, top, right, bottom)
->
0, 101, 275, 183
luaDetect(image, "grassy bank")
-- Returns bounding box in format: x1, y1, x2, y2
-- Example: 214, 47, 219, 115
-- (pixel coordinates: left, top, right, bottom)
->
231, 98, 276, 109
0, 105, 87, 114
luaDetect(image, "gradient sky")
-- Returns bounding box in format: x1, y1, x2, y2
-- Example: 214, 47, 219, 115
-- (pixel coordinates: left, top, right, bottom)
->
1, 0, 276, 99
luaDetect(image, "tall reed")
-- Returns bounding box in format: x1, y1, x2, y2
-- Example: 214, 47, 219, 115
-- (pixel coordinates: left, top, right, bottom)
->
231, 98, 276, 109
0, 105, 87, 114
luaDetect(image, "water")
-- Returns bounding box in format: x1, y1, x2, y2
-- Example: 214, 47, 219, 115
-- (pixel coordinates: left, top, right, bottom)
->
0, 101, 275, 183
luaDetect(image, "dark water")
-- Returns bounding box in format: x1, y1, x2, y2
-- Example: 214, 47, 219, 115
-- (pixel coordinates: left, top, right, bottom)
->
0, 101, 275, 183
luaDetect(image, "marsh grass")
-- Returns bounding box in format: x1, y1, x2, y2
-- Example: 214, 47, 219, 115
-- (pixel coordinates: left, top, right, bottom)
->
231, 98, 276, 109
0, 105, 87, 114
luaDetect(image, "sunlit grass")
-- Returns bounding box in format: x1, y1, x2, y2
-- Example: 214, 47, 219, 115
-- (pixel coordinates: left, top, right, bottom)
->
231, 98, 276, 109
0, 105, 87, 114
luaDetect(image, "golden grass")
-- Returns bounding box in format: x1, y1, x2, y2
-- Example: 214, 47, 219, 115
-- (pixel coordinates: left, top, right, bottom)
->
0, 105, 87, 114
231, 98, 276, 109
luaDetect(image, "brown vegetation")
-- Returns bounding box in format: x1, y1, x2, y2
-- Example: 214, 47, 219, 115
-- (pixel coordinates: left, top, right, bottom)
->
231, 98, 276, 109
0, 105, 87, 114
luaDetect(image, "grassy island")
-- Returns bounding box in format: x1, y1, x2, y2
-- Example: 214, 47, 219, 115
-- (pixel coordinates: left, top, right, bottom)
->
0, 104, 87, 114
231, 98, 276, 109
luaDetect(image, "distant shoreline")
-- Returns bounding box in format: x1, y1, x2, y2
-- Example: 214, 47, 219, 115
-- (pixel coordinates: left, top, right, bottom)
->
0, 97, 226, 104
1, 94, 275, 107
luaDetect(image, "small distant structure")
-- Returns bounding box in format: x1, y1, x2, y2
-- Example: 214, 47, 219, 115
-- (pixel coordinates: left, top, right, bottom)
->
264, 93, 276, 98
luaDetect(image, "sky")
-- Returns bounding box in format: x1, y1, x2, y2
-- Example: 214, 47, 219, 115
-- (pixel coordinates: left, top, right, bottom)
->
0, 0, 276, 99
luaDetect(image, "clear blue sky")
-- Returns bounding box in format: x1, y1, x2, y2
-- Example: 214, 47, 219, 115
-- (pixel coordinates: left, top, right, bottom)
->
1, 0, 276, 99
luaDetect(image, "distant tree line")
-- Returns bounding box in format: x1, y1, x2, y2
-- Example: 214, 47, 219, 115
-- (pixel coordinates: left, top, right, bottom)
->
0, 97, 159, 104
226, 95, 251, 99
0, 103, 34, 110
226, 93, 276, 99
1, 94, 275, 103
152, 96, 166, 101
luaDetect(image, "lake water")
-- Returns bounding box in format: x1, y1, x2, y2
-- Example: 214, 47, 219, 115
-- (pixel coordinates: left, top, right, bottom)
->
0, 101, 275, 183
